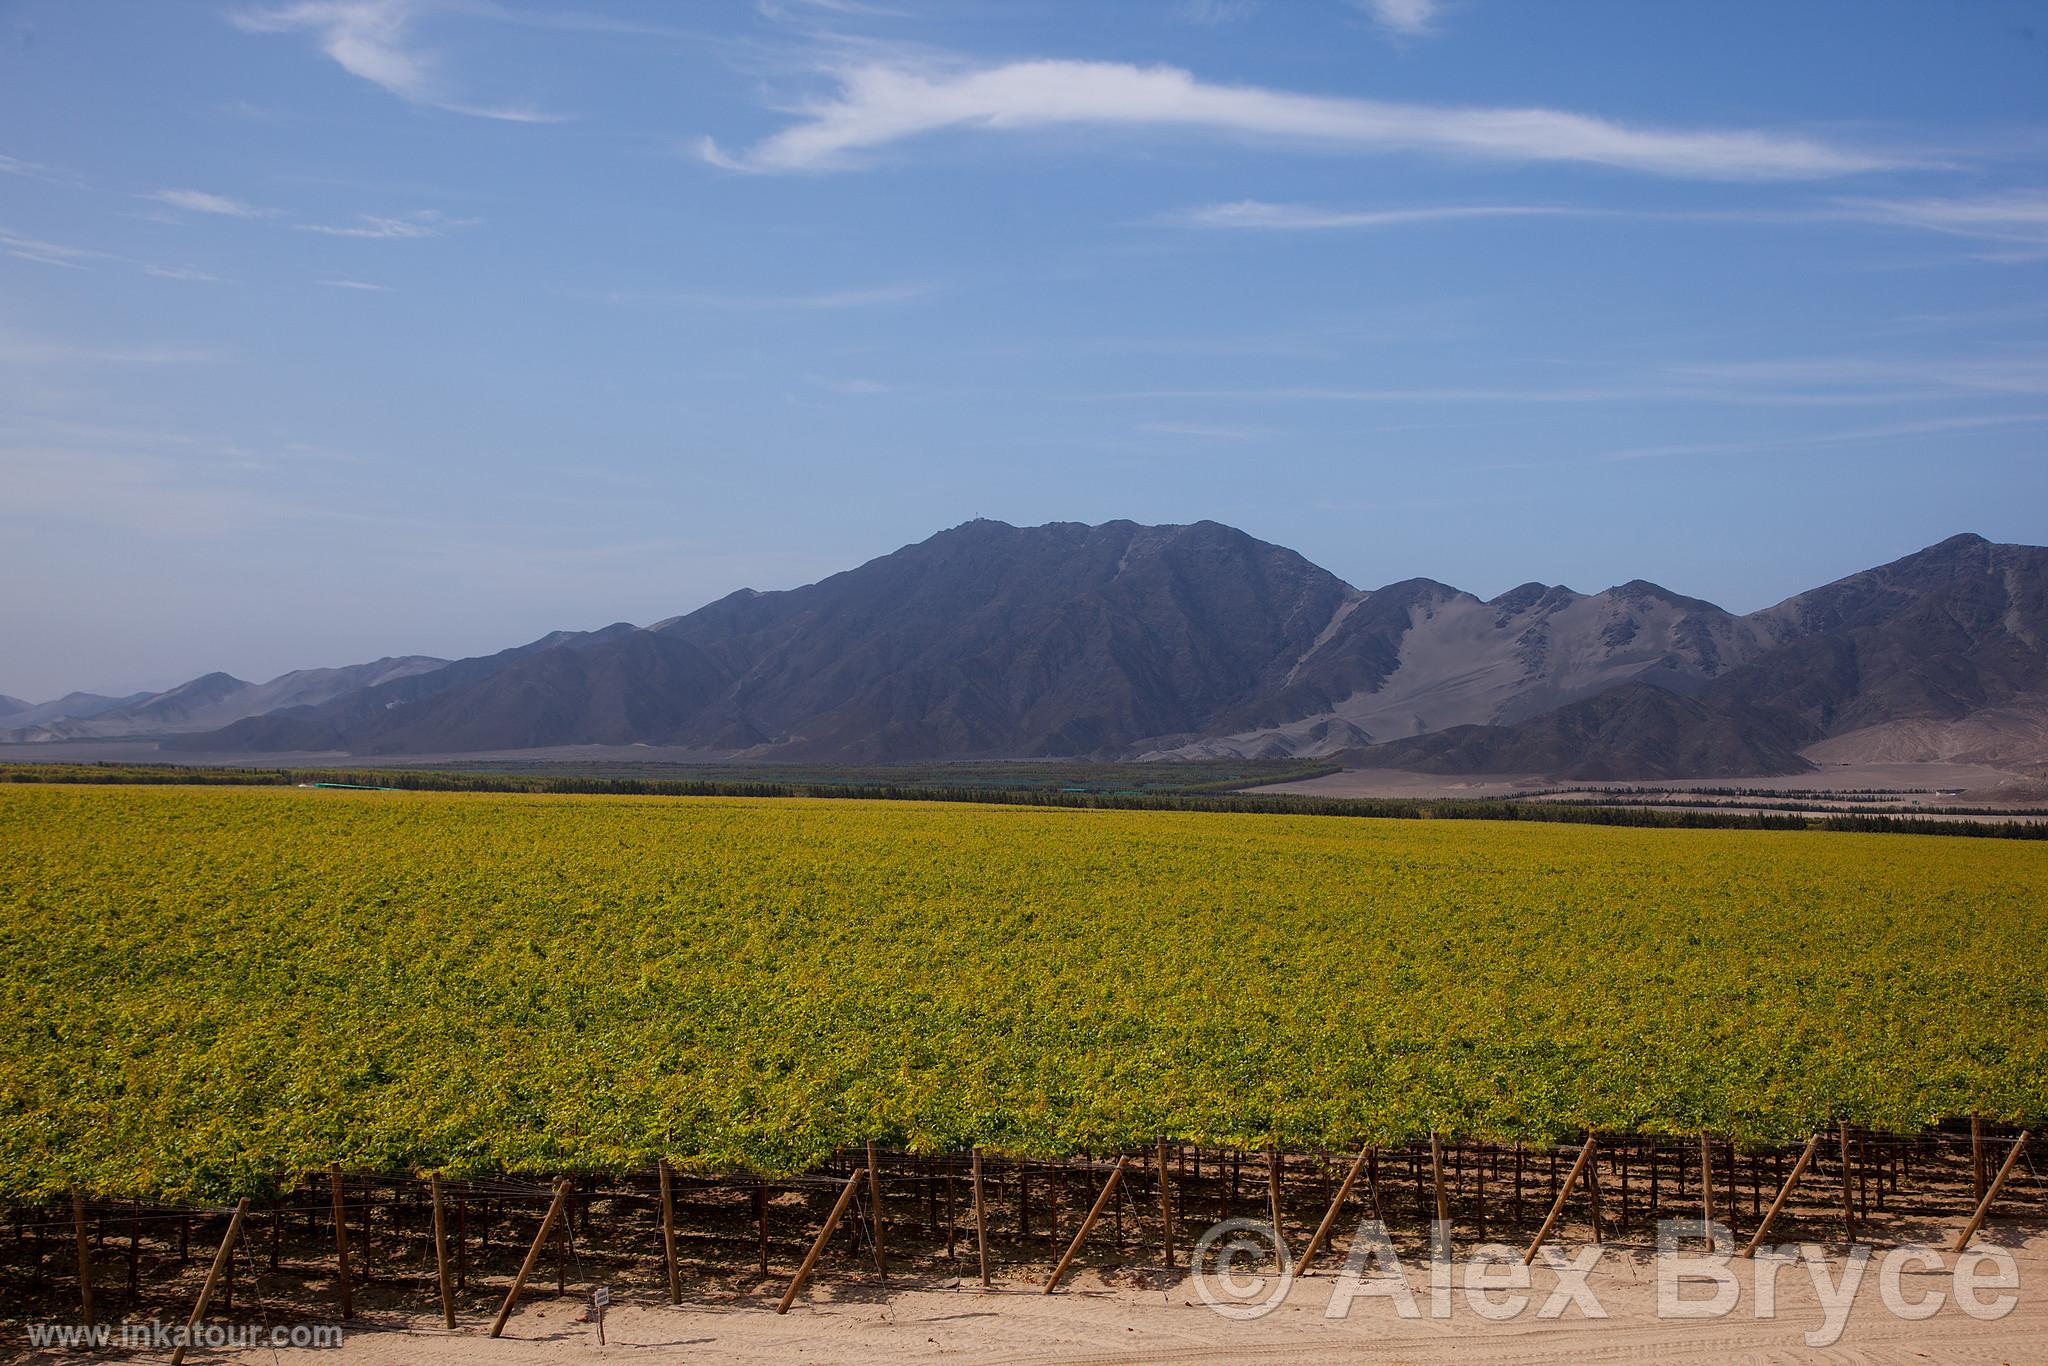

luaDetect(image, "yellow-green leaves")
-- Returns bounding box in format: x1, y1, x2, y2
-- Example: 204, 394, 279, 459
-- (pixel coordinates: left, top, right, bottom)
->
1, 785, 2044, 1201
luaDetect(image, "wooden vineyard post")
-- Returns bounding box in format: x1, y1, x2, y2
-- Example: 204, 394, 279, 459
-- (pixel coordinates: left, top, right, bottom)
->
1700, 1133, 1716, 1253
1952, 1132, 2029, 1253
1268, 1145, 1284, 1243
489, 1179, 571, 1339
776, 1171, 864, 1314
1044, 1157, 1130, 1293
755, 1181, 771, 1276
944, 1169, 957, 1262
1429, 1132, 1450, 1254
70, 1189, 94, 1325
328, 1165, 354, 1320
1972, 1114, 1986, 1204
1522, 1137, 1596, 1266
1157, 1137, 1175, 1270
430, 1176, 456, 1329
1476, 1146, 1488, 1241
1297, 1148, 1369, 1275
1838, 1121, 1856, 1240
866, 1141, 887, 1279
658, 1161, 680, 1305
169, 1199, 248, 1366
553, 1190, 570, 1296
972, 1148, 990, 1288
1583, 1140, 1607, 1245
1743, 1134, 1820, 1258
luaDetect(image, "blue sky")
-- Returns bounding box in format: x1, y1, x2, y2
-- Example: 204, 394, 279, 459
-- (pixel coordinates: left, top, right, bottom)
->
3, 0, 2046, 698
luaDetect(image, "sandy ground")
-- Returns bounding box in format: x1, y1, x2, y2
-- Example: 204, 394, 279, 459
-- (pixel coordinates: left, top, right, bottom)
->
1253, 770, 1558, 800
142, 1231, 2047, 1366
1259, 761, 2035, 804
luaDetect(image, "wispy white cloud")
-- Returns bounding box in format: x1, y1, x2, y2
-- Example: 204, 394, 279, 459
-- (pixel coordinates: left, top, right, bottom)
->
296, 208, 478, 238
704, 57, 1894, 179
1667, 353, 2048, 398
231, 0, 567, 123
462, 3, 713, 42
0, 152, 87, 190
1174, 199, 1586, 230
811, 375, 893, 394
785, 282, 933, 308
1119, 352, 2048, 409
0, 332, 221, 366
1119, 384, 1674, 404
0, 227, 216, 282
0, 445, 309, 538
149, 188, 277, 218
142, 265, 224, 283
0, 228, 103, 269
757, 0, 913, 22
1137, 420, 1270, 439
1602, 412, 2048, 461
1356, 0, 1439, 37
578, 281, 935, 309
317, 276, 394, 290
1172, 195, 2048, 266
1175, 0, 1260, 23
1830, 190, 2048, 259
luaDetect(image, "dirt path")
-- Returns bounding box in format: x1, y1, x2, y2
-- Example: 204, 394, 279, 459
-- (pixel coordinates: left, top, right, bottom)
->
161, 1232, 2048, 1366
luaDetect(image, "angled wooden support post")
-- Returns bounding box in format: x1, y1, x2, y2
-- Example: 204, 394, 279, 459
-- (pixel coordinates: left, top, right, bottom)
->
776, 1170, 865, 1315
169, 1199, 248, 1366
658, 1161, 680, 1305
1296, 1148, 1370, 1275
430, 1176, 456, 1329
1742, 1134, 1819, 1258
489, 1178, 571, 1338
1952, 1131, 2029, 1253
1522, 1137, 1596, 1266
70, 1189, 94, 1325
1044, 1157, 1130, 1293
328, 1165, 354, 1320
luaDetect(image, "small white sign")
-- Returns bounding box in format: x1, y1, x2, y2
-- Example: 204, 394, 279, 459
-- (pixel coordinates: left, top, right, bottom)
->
591, 1286, 611, 1309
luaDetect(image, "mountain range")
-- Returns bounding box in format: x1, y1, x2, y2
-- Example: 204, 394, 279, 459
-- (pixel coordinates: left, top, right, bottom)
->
7, 521, 2044, 779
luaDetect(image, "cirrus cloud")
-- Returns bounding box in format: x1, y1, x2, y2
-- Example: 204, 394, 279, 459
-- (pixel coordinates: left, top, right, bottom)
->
150, 188, 276, 218
1358, 0, 1439, 37
231, 0, 566, 124
702, 58, 1897, 180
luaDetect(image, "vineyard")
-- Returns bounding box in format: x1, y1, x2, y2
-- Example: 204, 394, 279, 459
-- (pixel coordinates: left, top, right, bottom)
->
3, 784, 2045, 1211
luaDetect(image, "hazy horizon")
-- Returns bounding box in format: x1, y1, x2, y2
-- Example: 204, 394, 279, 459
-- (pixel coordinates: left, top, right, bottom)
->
6, 1, 2046, 699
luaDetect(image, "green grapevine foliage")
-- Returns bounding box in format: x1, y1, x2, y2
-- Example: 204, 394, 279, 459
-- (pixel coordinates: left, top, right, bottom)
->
1, 785, 2043, 1202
